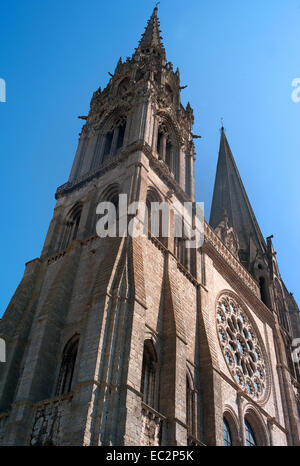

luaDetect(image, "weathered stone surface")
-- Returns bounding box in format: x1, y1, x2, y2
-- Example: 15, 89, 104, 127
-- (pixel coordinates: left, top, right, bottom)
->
0, 6, 299, 447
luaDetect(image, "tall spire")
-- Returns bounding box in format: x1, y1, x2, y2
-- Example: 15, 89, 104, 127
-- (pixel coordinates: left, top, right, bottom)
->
210, 127, 266, 265
136, 6, 165, 57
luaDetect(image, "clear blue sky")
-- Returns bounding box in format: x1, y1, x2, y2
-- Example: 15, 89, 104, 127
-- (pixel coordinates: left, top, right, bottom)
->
0, 0, 299, 317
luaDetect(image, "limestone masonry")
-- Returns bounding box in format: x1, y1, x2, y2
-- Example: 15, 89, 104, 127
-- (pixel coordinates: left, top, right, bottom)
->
0, 7, 299, 446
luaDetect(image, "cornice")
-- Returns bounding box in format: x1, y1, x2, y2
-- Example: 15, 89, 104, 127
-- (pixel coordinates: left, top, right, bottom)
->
55, 140, 192, 203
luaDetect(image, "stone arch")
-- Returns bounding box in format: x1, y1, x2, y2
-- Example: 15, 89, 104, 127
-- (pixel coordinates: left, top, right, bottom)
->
98, 183, 120, 205
243, 404, 269, 446
157, 111, 182, 146
141, 339, 158, 409
186, 366, 197, 437
58, 201, 83, 251
145, 187, 164, 240
55, 333, 80, 396
223, 405, 241, 445
144, 330, 160, 354
156, 112, 181, 181
253, 261, 271, 308
102, 112, 127, 162
146, 186, 163, 203
186, 365, 195, 390
90, 107, 129, 170
89, 183, 121, 237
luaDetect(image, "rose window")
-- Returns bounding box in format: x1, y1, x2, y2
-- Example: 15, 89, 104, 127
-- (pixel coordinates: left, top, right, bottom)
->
216, 294, 267, 399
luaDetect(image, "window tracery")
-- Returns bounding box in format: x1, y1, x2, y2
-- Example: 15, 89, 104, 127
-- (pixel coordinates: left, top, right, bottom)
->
216, 294, 267, 399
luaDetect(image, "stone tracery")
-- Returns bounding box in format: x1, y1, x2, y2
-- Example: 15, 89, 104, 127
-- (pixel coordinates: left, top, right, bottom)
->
216, 293, 267, 400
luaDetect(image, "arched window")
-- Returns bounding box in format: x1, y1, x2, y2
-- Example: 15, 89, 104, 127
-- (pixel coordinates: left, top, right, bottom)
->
174, 237, 189, 269
141, 340, 157, 408
102, 130, 114, 161
102, 116, 127, 163
223, 418, 232, 446
186, 375, 196, 436
165, 140, 172, 167
174, 218, 190, 270
244, 419, 257, 446
93, 184, 120, 237
157, 129, 163, 155
59, 203, 82, 251
185, 155, 191, 196
55, 335, 79, 396
145, 188, 165, 243
156, 122, 179, 181
259, 276, 269, 307
116, 119, 126, 151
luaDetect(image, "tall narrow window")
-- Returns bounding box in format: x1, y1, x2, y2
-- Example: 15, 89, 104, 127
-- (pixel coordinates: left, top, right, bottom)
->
116, 120, 126, 150
74, 136, 88, 179
102, 130, 113, 161
156, 124, 179, 179
186, 376, 195, 436
185, 155, 191, 196
157, 130, 163, 155
145, 188, 164, 243
90, 133, 103, 171
102, 117, 127, 163
55, 335, 79, 396
141, 340, 157, 408
166, 140, 172, 168
59, 203, 82, 251
245, 419, 257, 446
174, 219, 190, 270
72, 209, 81, 241
259, 277, 269, 307
223, 418, 232, 446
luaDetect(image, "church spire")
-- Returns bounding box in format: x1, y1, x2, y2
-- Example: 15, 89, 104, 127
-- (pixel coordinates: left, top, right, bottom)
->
209, 127, 266, 266
135, 6, 166, 58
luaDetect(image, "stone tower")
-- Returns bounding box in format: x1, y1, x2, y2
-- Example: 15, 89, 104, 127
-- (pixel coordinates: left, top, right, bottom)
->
0, 7, 299, 446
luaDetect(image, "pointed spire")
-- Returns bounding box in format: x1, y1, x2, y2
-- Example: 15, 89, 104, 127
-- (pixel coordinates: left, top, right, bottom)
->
136, 6, 165, 56
210, 127, 266, 262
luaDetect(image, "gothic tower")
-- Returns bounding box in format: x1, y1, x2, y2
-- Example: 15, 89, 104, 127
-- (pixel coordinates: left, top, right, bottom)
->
0, 7, 299, 446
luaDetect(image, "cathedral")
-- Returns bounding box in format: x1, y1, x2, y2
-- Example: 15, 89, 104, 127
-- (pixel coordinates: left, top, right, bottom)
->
0, 7, 299, 446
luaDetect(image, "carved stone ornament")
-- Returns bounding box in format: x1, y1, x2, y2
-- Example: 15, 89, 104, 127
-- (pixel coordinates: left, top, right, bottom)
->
215, 213, 240, 258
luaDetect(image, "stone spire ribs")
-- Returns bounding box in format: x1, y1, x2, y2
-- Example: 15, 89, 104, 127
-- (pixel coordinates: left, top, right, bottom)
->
209, 127, 267, 269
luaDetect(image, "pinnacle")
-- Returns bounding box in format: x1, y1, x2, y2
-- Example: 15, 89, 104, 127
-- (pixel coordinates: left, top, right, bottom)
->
137, 6, 165, 53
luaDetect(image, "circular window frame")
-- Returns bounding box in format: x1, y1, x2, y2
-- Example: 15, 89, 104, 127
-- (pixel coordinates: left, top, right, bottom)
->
216, 291, 271, 404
